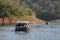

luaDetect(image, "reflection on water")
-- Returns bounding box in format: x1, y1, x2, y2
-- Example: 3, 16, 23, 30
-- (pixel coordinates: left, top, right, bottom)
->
0, 23, 60, 40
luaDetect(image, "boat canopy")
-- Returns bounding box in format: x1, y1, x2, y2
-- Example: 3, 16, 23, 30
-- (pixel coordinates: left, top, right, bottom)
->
16, 21, 29, 24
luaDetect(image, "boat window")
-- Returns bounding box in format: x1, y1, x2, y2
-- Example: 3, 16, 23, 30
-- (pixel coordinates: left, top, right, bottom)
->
16, 23, 27, 26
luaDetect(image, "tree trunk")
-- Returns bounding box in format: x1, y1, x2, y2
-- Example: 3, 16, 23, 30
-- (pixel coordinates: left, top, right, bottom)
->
2, 17, 4, 26
8, 17, 11, 25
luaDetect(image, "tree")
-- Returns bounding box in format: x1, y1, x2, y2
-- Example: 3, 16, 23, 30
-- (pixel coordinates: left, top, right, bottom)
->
0, 2, 14, 25
28, 10, 32, 16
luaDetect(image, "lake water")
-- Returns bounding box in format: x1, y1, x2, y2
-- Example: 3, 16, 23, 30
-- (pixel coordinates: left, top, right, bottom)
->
0, 22, 60, 40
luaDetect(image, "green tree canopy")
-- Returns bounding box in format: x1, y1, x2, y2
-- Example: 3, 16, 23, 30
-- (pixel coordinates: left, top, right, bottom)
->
0, 2, 14, 17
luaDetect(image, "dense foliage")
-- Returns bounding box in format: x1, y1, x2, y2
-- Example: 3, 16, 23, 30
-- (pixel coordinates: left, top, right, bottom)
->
20, 0, 60, 21
36, 13, 57, 21
0, 2, 17, 18
0, 0, 34, 17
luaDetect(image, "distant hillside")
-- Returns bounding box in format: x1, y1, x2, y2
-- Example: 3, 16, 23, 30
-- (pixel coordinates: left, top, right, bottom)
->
20, 0, 60, 21
20, 0, 60, 14
0, 0, 46, 25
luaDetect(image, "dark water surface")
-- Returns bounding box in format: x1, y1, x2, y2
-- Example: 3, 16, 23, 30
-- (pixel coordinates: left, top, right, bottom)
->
0, 22, 60, 40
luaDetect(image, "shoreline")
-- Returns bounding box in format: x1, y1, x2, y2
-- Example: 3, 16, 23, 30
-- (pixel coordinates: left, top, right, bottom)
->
0, 16, 45, 26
